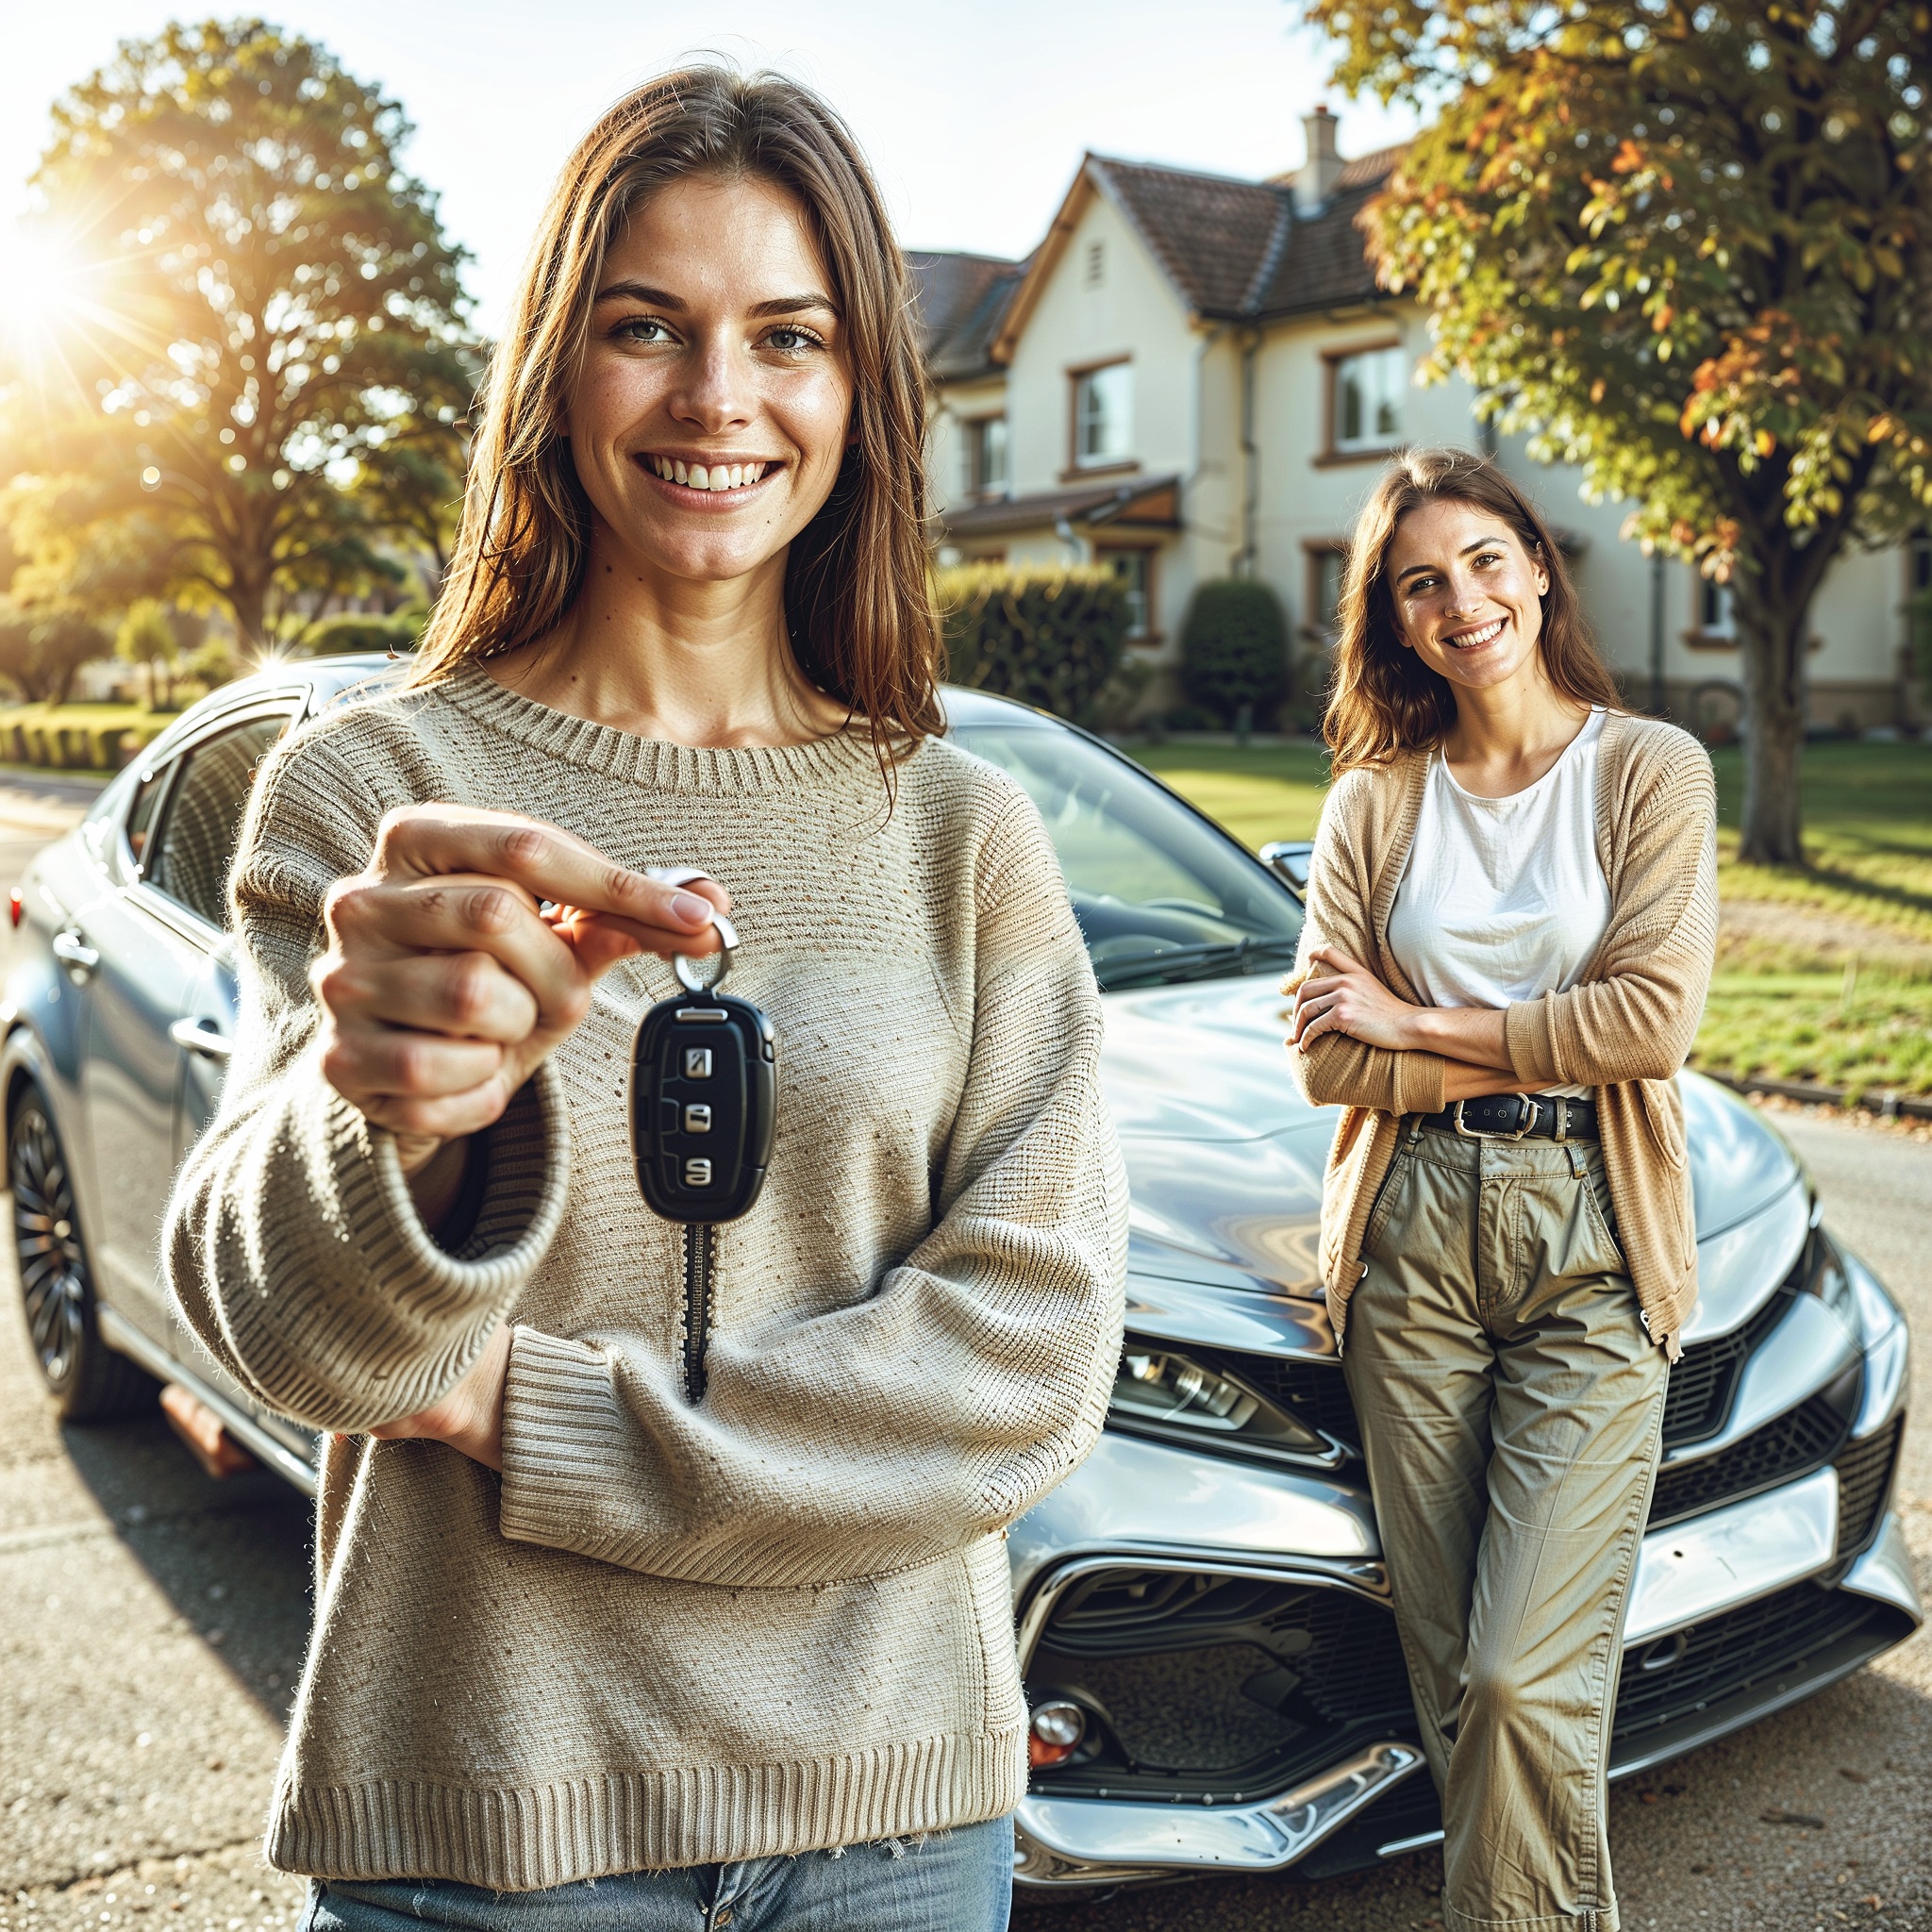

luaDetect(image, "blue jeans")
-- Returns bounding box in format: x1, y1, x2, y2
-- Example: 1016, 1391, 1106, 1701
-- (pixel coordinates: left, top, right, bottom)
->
298, 1819, 1014, 1932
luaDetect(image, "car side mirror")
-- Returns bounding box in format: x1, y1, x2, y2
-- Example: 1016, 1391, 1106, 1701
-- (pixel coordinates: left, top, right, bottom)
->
1259, 841, 1313, 893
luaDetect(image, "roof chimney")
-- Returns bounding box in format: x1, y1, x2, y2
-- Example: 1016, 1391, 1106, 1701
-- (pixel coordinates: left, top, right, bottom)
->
1295, 105, 1343, 215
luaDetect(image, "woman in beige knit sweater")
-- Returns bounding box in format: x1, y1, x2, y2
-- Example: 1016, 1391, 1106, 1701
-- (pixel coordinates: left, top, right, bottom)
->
1287, 449, 1717, 1932
163, 68, 1126, 1932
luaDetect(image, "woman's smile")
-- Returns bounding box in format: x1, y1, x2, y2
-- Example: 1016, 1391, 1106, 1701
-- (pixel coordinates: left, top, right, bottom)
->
637, 452, 780, 500
1442, 615, 1507, 651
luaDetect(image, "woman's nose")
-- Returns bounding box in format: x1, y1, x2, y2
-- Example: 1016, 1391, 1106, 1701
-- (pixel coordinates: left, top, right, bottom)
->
667, 337, 754, 433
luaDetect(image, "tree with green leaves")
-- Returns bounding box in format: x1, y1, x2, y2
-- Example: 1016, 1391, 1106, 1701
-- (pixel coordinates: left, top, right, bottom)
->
3, 18, 478, 650
1308, 0, 1932, 862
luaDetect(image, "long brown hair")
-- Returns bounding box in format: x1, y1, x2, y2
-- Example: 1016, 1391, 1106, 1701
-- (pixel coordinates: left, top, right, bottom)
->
410, 66, 943, 759
1324, 448, 1624, 774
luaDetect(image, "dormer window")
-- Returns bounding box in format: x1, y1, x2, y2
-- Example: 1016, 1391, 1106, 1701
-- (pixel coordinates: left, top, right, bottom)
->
1073, 360, 1133, 470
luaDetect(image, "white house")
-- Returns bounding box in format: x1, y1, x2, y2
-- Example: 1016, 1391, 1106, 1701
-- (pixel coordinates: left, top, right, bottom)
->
909, 111, 1930, 733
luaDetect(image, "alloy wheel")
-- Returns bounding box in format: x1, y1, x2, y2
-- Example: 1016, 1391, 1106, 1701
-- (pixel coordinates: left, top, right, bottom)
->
12, 1096, 88, 1389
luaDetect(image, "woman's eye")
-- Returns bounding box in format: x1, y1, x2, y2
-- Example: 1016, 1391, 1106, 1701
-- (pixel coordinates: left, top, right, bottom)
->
615, 317, 675, 345
763, 325, 824, 355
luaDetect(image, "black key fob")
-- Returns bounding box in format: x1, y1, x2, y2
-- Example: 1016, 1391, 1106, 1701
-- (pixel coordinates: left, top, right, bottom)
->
631, 912, 776, 1224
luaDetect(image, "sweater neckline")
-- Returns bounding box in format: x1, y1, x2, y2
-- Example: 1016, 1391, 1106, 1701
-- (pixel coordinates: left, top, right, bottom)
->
434, 659, 888, 795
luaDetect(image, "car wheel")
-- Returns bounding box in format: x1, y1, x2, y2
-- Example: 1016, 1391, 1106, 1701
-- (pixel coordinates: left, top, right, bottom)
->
9, 1083, 152, 1421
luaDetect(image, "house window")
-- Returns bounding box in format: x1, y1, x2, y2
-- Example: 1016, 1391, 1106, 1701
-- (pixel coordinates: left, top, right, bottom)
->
1074, 362, 1133, 469
1309, 547, 1346, 641
1085, 240, 1106, 288
1698, 577, 1735, 638
1100, 548, 1153, 638
1331, 346, 1407, 454
1911, 531, 1931, 593
960, 414, 1008, 498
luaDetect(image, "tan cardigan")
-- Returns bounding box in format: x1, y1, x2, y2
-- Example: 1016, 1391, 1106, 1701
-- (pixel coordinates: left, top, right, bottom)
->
165, 664, 1128, 1888
1288, 712, 1718, 1357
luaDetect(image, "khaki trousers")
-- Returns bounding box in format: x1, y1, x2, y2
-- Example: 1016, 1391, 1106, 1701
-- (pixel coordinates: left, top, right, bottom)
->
1342, 1122, 1669, 1932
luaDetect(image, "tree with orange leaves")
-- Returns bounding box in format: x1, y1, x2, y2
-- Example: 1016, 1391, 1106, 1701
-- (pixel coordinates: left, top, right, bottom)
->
1307, 0, 1931, 862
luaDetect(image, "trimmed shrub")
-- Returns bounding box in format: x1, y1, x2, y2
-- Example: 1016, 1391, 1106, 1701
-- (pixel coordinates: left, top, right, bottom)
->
1178, 579, 1291, 729
0, 707, 173, 772
936, 564, 1128, 723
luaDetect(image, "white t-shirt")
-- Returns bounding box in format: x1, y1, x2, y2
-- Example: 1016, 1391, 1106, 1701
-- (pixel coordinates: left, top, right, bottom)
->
1387, 708, 1612, 1100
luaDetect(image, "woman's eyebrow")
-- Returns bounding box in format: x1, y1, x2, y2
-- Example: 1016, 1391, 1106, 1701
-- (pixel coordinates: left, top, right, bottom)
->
590, 281, 838, 320
1394, 535, 1510, 583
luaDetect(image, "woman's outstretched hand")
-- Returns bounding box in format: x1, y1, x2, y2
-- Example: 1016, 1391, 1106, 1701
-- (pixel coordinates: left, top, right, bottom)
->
1290, 943, 1424, 1053
314, 805, 731, 1175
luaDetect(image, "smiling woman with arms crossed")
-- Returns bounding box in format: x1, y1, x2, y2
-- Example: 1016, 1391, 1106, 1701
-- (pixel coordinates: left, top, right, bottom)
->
1287, 450, 1717, 1932
163, 68, 1126, 1932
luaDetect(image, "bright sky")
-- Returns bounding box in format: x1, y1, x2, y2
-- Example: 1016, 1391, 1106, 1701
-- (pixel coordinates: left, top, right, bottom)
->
0, 0, 1416, 333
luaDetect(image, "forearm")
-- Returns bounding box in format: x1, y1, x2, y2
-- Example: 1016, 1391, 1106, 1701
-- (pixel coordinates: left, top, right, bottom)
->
1407, 1005, 1513, 1074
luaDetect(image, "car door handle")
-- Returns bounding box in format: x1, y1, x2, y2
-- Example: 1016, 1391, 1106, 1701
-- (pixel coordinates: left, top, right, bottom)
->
52, 929, 99, 978
169, 1019, 233, 1060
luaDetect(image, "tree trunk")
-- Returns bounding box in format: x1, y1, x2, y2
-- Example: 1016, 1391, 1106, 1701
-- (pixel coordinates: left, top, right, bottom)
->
227, 573, 270, 660
1734, 589, 1808, 867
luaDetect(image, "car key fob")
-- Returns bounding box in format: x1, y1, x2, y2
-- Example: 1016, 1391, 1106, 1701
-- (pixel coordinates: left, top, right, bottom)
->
631, 911, 776, 1224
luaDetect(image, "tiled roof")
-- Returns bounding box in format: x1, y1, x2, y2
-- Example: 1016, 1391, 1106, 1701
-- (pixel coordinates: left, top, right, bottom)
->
905, 249, 1025, 381
1094, 146, 1406, 324
1090, 160, 1288, 317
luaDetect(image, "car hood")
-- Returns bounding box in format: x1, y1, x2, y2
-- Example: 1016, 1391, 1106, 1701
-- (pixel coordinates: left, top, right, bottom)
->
1098, 977, 1804, 1305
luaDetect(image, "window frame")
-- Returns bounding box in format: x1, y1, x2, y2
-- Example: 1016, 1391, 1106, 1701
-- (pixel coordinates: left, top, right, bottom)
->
1066, 356, 1136, 479
119, 698, 304, 942
1684, 574, 1739, 651
1095, 542, 1159, 642
1302, 540, 1350, 648
1317, 340, 1407, 466
960, 412, 1009, 500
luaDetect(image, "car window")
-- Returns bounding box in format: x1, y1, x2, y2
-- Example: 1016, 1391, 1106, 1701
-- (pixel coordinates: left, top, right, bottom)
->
950, 723, 1304, 991
142, 712, 292, 928
120, 764, 172, 883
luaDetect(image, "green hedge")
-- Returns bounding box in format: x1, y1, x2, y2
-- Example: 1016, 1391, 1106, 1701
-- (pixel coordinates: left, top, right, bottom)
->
1179, 579, 1291, 729
936, 564, 1128, 723
0, 706, 175, 772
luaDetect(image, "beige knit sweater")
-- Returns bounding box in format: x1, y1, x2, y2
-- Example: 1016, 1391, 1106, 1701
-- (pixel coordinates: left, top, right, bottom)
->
1288, 712, 1718, 1356
163, 663, 1129, 1888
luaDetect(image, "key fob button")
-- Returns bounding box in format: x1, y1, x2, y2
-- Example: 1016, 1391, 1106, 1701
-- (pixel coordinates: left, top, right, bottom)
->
683, 1103, 712, 1134
684, 1048, 712, 1079
684, 1158, 712, 1188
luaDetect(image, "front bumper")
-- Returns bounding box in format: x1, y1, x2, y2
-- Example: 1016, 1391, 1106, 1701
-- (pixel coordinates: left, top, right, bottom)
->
1009, 1270, 1919, 1893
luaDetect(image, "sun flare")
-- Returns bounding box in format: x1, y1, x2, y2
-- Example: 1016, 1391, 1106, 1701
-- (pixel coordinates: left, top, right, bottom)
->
0, 222, 87, 363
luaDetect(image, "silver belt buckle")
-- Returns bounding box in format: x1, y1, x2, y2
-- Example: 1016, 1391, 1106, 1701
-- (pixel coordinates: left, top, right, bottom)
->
1453, 1095, 1536, 1141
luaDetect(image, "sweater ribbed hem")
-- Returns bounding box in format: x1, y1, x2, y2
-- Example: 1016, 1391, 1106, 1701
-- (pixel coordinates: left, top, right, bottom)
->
263, 1729, 1027, 1888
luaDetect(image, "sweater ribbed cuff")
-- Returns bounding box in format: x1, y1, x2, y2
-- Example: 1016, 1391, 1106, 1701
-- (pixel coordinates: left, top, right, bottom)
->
1393, 1050, 1447, 1117
1504, 996, 1562, 1088
242, 1057, 573, 1429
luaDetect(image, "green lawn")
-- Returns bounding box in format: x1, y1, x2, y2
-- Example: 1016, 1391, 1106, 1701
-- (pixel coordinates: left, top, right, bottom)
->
1130, 736, 1932, 1100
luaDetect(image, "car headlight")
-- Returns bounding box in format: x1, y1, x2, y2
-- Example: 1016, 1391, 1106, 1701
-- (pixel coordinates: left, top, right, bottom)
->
1108, 1347, 1335, 1463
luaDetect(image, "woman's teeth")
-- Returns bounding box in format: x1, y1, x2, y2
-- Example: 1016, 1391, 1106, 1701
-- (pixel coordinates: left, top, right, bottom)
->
646, 457, 767, 491
1450, 618, 1504, 648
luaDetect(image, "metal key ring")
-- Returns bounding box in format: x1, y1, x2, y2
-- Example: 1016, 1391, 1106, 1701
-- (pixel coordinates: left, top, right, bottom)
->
674, 911, 738, 994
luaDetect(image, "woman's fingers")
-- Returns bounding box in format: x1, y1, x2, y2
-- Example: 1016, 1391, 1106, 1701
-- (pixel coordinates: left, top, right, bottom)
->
322, 1021, 507, 1101
1307, 942, 1368, 977
375, 806, 724, 940
321, 952, 541, 1044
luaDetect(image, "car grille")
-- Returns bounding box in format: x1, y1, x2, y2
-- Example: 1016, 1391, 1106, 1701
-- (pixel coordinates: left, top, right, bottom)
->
1296, 1576, 1902, 1879
1024, 1569, 1413, 1799
1834, 1417, 1903, 1560
1613, 1578, 1885, 1740
1648, 1391, 1851, 1527
1029, 1566, 1894, 1816
1661, 1289, 1796, 1447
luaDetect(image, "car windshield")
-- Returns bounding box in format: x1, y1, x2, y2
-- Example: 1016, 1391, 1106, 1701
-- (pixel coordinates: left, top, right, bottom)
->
951, 722, 1304, 991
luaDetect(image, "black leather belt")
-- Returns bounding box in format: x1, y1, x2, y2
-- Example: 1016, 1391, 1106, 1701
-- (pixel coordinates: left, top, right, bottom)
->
1415, 1093, 1599, 1141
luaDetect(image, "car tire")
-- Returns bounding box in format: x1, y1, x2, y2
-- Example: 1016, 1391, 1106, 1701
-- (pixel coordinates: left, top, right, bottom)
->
9, 1082, 153, 1421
